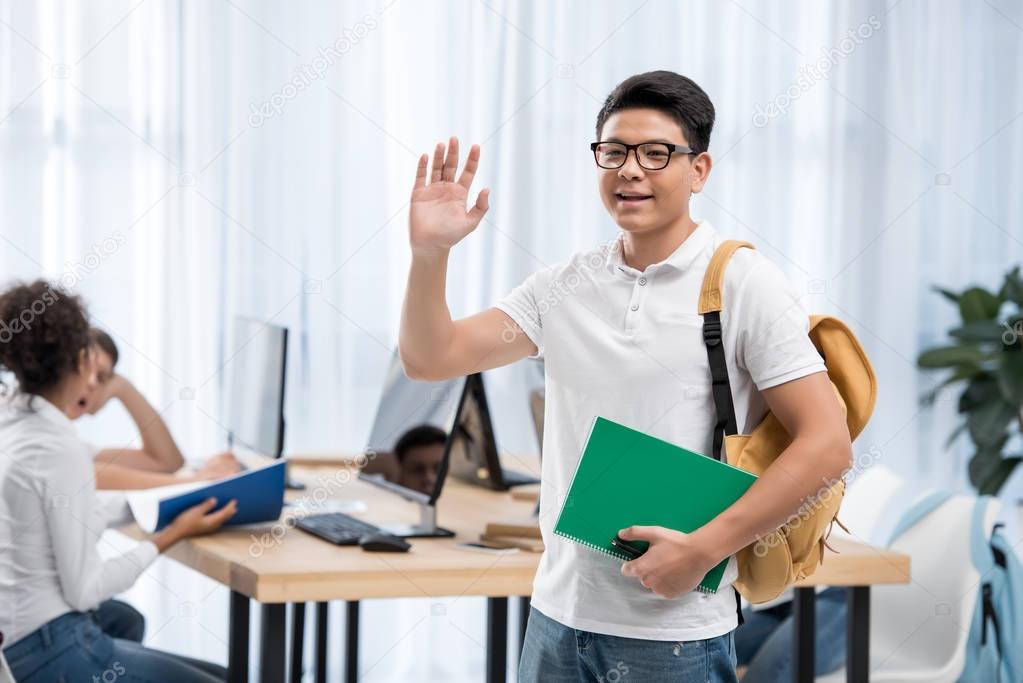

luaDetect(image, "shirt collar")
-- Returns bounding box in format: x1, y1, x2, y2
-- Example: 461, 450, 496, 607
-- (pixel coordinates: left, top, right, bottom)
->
606, 220, 716, 275
7, 390, 73, 428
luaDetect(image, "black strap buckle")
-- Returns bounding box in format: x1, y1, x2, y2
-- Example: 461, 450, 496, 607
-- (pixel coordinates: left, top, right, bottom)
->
703, 318, 722, 346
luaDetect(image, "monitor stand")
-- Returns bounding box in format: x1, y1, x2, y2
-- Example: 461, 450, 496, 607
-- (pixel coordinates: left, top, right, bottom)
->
500, 467, 540, 488
379, 502, 455, 539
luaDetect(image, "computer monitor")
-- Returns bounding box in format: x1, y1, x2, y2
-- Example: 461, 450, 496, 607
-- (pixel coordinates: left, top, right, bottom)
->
359, 351, 467, 537
446, 373, 540, 491
225, 317, 288, 460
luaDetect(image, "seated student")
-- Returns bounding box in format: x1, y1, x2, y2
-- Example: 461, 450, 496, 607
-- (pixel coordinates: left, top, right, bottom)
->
0, 280, 237, 683
393, 425, 447, 494
73, 328, 236, 642
734, 587, 847, 681
75, 327, 240, 490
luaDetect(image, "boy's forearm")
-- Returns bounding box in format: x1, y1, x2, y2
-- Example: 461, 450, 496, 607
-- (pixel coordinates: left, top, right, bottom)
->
399, 248, 456, 378
690, 431, 852, 562
114, 380, 184, 472
94, 461, 188, 490
93, 448, 172, 473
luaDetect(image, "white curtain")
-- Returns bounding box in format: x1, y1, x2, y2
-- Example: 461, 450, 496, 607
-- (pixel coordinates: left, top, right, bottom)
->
3, 1, 1023, 679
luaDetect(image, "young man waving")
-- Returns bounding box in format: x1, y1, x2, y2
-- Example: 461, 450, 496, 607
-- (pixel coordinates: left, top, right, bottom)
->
399, 70, 851, 682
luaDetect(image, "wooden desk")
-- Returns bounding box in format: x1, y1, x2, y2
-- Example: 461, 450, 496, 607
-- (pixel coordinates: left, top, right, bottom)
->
158, 469, 539, 603
125, 463, 539, 683
126, 465, 909, 683
789, 536, 911, 683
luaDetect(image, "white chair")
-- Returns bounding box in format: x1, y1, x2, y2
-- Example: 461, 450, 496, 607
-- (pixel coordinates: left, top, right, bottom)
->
833, 464, 908, 543
818, 494, 1001, 682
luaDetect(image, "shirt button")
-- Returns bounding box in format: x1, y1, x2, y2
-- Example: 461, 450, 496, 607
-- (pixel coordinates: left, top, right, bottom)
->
638, 277, 647, 286
630, 303, 639, 311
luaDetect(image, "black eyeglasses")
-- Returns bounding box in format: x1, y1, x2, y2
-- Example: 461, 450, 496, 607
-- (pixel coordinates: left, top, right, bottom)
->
590, 141, 695, 170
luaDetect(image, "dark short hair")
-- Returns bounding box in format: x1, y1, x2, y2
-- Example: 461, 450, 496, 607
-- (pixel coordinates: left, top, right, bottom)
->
90, 327, 119, 367
595, 70, 715, 154
0, 280, 91, 395
394, 425, 448, 463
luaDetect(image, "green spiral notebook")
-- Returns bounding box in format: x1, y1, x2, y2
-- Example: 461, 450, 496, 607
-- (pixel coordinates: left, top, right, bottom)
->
553, 416, 758, 593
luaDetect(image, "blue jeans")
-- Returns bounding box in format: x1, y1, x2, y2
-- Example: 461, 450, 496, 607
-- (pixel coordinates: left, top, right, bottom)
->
94, 599, 146, 642
3, 611, 226, 683
519, 607, 738, 682
734, 587, 847, 683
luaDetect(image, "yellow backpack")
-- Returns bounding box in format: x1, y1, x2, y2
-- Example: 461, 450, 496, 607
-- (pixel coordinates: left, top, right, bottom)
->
698, 240, 878, 604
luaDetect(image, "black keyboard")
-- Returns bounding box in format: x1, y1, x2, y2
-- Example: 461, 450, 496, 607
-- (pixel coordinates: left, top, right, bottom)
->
295, 512, 384, 545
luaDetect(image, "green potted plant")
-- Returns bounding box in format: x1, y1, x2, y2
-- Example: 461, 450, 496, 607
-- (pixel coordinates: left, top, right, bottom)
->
918, 265, 1023, 495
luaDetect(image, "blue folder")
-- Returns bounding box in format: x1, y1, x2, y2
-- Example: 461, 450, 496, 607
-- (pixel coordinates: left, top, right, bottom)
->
131, 461, 286, 532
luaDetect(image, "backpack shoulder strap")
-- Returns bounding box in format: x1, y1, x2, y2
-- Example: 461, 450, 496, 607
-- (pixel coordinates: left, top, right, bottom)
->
969, 496, 998, 574
698, 240, 756, 315
698, 240, 755, 461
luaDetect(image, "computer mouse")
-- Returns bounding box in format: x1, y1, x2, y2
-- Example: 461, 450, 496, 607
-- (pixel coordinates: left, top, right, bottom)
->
358, 533, 412, 553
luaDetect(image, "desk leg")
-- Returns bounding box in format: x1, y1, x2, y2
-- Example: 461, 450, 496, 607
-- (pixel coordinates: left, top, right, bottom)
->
260, 603, 286, 683
487, 597, 508, 683
228, 591, 250, 683
346, 601, 360, 683
793, 587, 816, 683
847, 587, 870, 683
517, 596, 530, 660
315, 602, 328, 683
290, 603, 305, 683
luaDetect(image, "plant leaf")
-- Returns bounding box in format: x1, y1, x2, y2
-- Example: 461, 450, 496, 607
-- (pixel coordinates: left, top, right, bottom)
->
918, 345, 992, 369
999, 266, 1023, 307
968, 452, 1022, 495
997, 349, 1023, 407
958, 287, 1002, 323
933, 285, 961, 305
921, 365, 983, 406
949, 321, 1011, 344
967, 399, 1017, 446
1003, 314, 1023, 351
959, 373, 999, 413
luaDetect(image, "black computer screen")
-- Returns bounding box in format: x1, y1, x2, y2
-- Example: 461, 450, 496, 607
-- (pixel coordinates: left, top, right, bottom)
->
363, 351, 465, 499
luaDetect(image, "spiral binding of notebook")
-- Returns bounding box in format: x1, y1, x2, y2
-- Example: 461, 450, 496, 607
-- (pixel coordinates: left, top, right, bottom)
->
554, 530, 628, 560
553, 529, 720, 594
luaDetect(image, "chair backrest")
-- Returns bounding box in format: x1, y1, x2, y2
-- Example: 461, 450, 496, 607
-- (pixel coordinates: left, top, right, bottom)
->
868, 494, 1000, 679
831, 464, 906, 543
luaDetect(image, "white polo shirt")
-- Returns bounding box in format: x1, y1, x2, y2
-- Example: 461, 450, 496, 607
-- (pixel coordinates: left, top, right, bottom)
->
495, 220, 826, 641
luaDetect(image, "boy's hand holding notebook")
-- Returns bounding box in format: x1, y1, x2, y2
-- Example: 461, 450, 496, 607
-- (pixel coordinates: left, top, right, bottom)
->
615, 524, 730, 599
554, 417, 757, 594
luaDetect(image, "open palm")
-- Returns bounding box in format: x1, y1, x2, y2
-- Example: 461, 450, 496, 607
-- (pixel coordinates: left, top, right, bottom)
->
409, 137, 490, 252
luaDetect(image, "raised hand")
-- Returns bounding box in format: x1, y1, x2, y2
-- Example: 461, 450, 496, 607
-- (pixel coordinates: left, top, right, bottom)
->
409, 137, 490, 254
